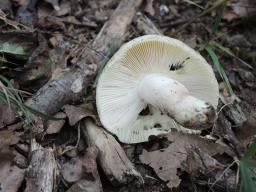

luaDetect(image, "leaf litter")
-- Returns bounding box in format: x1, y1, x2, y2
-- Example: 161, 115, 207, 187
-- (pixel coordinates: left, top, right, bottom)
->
0, 0, 256, 191
140, 132, 235, 189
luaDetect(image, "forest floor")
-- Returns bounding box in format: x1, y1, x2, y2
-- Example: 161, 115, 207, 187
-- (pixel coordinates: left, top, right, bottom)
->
0, 0, 256, 192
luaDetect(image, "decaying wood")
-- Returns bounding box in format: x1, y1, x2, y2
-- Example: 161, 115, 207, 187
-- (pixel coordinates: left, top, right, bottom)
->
67, 146, 103, 192
25, 67, 96, 121
24, 139, 59, 192
82, 118, 144, 186
25, 0, 142, 126
87, 0, 143, 65
134, 12, 161, 35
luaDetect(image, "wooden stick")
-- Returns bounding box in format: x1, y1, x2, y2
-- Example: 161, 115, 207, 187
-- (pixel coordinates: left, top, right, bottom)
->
25, 139, 59, 192
82, 118, 144, 186
134, 12, 162, 35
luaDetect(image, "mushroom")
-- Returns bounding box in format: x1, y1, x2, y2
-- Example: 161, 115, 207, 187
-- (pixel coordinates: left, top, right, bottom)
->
96, 35, 219, 144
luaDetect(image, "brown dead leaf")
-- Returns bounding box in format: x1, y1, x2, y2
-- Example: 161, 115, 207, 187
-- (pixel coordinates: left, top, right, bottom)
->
0, 0, 12, 14
235, 115, 256, 149
61, 146, 100, 185
0, 130, 23, 192
45, 0, 60, 11
139, 132, 234, 188
11, 0, 27, 6
0, 9, 31, 30
144, 0, 155, 16
0, 160, 25, 192
223, 11, 239, 21
63, 104, 97, 126
230, 0, 256, 18
223, 0, 256, 22
66, 146, 103, 192
20, 34, 52, 88
0, 102, 16, 129
55, 1, 71, 16
46, 112, 66, 134
61, 157, 83, 183
0, 130, 20, 156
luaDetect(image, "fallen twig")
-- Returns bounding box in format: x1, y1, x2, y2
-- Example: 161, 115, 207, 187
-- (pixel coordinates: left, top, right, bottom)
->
24, 139, 59, 192
82, 118, 144, 186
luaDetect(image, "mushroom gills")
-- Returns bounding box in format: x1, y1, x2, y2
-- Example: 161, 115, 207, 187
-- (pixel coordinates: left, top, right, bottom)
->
138, 73, 216, 129
96, 35, 219, 144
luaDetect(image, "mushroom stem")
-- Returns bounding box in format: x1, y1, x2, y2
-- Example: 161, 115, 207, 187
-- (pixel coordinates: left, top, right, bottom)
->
138, 74, 216, 129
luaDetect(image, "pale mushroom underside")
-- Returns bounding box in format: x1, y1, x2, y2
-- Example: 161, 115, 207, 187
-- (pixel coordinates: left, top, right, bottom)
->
96, 35, 219, 144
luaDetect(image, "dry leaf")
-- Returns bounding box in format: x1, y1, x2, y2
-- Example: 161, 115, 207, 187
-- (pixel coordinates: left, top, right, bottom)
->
67, 146, 102, 192
61, 157, 83, 183
0, 130, 24, 192
0, 102, 16, 129
0, 9, 31, 30
0, 130, 20, 156
45, 0, 60, 10
223, 11, 239, 21
0, 0, 12, 13
56, 1, 71, 16
230, 0, 256, 18
144, 0, 155, 16
139, 132, 234, 188
0, 160, 25, 192
63, 104, 97, 126
46, 112, 66, 134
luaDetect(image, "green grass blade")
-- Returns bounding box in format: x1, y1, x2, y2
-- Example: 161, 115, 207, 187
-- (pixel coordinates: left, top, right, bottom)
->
0, 75, 64, 121
0, 75, 24, 103
243, 139, 256, 160
205, 46, 233, 94
211, 41, 253, 69
243, 159, 256, 168
212, 0, 228, 34
235, 103, 246, 122
240, 161, 256, 192
24, 104, 64, 120
0, 42, 27, 56
211, 41, 234, 56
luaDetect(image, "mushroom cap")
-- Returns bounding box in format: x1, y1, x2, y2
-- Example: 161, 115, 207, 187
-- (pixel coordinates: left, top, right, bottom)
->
96, 35, 219, 144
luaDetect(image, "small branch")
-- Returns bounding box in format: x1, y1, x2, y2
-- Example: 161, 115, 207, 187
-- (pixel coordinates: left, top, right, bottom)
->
134, 12, 162, 35
82, 118, 144, 186
24, 139, 59, 192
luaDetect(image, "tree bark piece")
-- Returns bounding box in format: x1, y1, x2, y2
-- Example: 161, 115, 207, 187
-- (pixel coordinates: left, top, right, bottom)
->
25, 0, 142, 124
87, 0, 143, 65
134, 12, 161, 35
82, 118, 144, 186
25, 139, 59, 192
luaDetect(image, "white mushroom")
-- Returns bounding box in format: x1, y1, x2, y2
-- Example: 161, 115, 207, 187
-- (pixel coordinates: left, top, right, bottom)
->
96, 35, 219, 144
